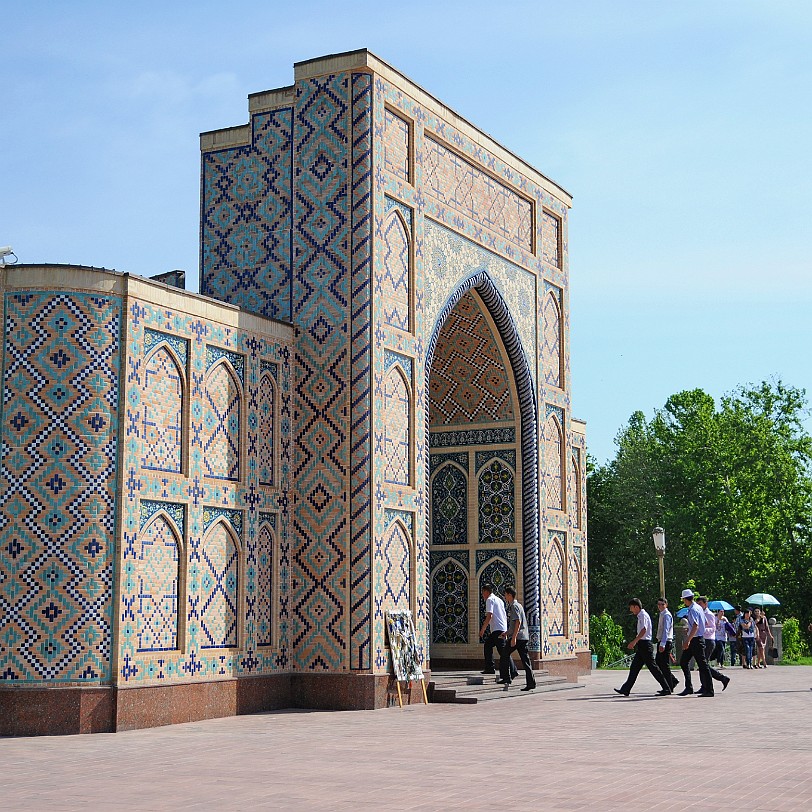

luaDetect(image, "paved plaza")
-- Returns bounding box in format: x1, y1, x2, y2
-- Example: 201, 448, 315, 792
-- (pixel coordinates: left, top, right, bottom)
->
2, 665, 810, 811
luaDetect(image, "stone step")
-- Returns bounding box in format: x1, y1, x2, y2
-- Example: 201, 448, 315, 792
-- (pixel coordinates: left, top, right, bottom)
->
428, 670, 583, 704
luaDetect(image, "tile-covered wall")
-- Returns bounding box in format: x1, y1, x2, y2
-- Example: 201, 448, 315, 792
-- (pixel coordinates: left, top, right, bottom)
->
117, 293, 291, 686
0, 291, 121, 684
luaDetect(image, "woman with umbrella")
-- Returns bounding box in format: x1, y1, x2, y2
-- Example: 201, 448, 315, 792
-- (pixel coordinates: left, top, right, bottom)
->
753, 607, 774, 669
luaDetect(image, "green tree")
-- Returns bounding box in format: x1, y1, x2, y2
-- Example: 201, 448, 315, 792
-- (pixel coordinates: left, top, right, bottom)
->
587, 381, 812, 638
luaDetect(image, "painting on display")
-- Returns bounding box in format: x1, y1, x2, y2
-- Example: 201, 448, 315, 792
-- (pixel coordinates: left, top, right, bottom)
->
385, 610, 424, 682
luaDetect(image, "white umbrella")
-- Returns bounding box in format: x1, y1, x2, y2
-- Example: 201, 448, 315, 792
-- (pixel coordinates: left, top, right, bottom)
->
745, 593, 780, 606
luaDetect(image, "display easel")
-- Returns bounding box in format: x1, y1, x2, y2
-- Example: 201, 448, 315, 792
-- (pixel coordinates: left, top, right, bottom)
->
386, 610, 429, 708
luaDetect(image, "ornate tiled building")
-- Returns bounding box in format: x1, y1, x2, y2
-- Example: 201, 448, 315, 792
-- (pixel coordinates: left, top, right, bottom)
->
0, 50, 588, 734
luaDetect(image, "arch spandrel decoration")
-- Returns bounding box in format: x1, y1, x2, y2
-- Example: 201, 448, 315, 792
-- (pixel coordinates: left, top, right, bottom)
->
141, 344, 184, 473
425, 271, 540, 643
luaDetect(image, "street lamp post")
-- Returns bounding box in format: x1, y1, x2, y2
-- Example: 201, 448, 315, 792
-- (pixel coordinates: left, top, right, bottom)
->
652, 526, 666, 599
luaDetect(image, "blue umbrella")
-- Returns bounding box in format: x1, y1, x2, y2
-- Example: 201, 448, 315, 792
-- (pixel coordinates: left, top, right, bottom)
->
708, 600, 734, 611
676, 607, 689, 618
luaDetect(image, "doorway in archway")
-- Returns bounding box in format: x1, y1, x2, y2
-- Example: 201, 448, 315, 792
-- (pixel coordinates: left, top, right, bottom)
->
427, 288, 525, 667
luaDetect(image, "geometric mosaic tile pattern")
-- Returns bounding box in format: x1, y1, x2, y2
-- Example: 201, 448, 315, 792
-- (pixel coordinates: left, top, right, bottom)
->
542, 286, 562, 389
431, 557, 468, 644
201, 108, 294, 322
477, 456, 515, 544
544, 407, 564, 511
118, 296, 291, 686
424, 137, 532, 252
141, 345, 183, 473
570, 449, 582, 530
203, 362, 241, 481
135, 515, 180, 652
0, 292, 120, 683
381, 520, 410, 611
349, 72, 374, 671
199, 521, 239, 649
430, 459, 467, 546
258, 370, 275, 487
255, 518, 274, 647
569, 547, 582, 635
382, 108, 409, 183
541, 210, 561, 268
381, 209, 410, 332
383, 367, 410, 485
429, 291, 514, 426
291, 74, 352, 672
546, 533, 565, 637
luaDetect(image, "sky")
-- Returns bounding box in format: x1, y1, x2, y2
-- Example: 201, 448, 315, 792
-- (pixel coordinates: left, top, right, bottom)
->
2, 1, 811, 462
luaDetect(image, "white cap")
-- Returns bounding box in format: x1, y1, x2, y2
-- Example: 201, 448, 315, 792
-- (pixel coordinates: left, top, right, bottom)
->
681, 588, 694, 599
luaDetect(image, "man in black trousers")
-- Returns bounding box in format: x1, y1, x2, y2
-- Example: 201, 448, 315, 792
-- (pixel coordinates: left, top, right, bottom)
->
614, 598, 673, 696
655, 597, 679, 691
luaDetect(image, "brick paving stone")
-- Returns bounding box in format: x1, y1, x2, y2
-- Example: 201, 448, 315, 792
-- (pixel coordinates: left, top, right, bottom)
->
0, 666, 810, 811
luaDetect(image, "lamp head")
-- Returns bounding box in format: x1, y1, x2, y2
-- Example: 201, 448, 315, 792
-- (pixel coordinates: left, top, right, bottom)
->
652, 526, 666, 553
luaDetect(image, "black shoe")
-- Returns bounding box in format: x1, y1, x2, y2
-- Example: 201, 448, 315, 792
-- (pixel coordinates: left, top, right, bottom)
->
696, 692, 715, 697
481, 669, 496, 674
656, 689, 672, 696
613, 688, 630, 696
495, 678, 506, 684
721, 676, 730, 691
502, 682, 511, 691
521, 684, 536, 692
678, 688, 694, 696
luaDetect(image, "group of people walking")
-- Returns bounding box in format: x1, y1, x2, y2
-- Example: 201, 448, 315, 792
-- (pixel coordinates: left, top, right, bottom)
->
614, 589, 782, 697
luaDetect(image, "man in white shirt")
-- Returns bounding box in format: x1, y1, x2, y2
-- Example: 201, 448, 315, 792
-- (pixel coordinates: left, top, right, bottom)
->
614, 598, 673, 696
479, 583, 517, 680
678, 589, 717, 697
696, 596, 731, 692
655, 597, 678, 691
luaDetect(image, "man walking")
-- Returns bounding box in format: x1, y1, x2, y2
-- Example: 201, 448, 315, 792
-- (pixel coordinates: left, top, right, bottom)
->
679, 589, 721, 697
697, 596, 731, 691
479, 583, 517, 681
499, 586, 536, 692
614, 598, 673, 696
655, 597, 678, 691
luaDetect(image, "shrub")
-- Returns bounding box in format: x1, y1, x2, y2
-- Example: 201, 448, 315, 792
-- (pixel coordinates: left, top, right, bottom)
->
781, 617, 809, 662
590, 611, 625, 666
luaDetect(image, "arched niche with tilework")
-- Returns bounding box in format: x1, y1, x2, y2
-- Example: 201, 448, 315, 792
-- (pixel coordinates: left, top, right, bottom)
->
203, 359, 243, 482
425, 271, 540, 641
134, 511, 186, 654
200, 518, 243, 650
381, 517, 413, 614
382, 364, 412, 487
258, 371, 277, 488
141, 343, 186, 474
546, 536, 566, 638
544, 411, 565, 512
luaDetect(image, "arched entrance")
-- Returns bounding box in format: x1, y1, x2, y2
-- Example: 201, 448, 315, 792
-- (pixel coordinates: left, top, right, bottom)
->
425, 274, 539, 666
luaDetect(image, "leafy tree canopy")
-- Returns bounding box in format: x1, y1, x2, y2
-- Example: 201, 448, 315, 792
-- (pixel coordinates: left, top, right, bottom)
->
587, 380, 812, 640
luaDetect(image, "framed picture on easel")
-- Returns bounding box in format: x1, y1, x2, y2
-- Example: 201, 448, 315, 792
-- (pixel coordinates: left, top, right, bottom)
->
385, 609, 428, 706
